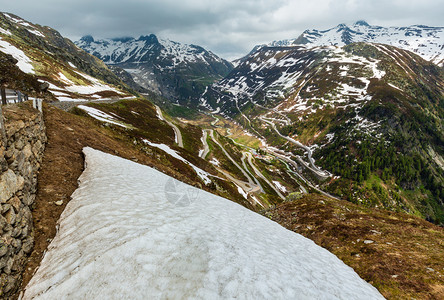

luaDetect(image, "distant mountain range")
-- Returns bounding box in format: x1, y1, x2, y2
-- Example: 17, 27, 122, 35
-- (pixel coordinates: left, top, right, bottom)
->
75, 35, 233, 106
262, 21, 444, 67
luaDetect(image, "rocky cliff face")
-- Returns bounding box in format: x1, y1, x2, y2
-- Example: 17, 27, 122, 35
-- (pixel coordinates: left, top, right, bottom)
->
0, 103, 46, 297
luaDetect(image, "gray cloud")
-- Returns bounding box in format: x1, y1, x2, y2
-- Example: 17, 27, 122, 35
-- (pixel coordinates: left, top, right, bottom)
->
2, 0, 443, 60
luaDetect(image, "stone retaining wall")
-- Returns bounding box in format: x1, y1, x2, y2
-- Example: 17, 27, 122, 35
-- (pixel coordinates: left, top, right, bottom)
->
0, 104, 46, 297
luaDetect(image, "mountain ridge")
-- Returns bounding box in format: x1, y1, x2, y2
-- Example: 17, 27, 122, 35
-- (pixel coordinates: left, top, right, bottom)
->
262, 21, 444, 66
75, 34, 233, 106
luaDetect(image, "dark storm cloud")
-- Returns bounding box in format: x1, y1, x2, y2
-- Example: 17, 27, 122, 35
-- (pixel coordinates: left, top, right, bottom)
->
1, 0, 443, 60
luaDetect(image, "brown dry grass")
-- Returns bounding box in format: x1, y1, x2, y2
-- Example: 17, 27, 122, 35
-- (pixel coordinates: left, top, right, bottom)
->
266, 194, 444, 299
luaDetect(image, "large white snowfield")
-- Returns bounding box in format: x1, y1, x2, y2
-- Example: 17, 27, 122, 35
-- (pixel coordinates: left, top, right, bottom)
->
22, 148, 384, 299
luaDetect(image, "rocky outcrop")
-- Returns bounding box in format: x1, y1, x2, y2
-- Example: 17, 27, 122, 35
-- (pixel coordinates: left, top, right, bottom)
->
0, 103, 46, 297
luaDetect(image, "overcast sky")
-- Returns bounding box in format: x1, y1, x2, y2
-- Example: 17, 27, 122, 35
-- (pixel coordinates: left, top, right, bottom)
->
1, 0, 443, 60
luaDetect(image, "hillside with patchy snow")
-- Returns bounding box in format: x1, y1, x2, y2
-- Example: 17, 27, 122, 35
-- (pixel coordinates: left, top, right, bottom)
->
0, 12, 131, 102
201, 40, 444, 223
76, 35, 233, 106
23, 148, 384, 299
266, 21, 444, 67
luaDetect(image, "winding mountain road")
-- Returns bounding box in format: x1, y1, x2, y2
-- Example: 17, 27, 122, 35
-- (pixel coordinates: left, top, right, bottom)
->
155, 105, 183, 148
241, 153, 264, 193
209, 130, 256, 186
216, 168, 261, 194
206, 129, 267, 202
260, 116, 330, 179
265, 148, 339, 200
245, 152, 285, 200
199, 130, 210, 159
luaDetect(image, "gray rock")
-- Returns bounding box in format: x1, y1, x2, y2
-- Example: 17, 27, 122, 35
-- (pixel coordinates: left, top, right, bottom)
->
11, 238, 21, 250
0, 255, 8, 269
11, 226, 21, 238
16, 175, 24, 192
7, 196, 21, 213
0, 242, 8, 257
22, 237, 33, 254
15, 138, 24, 151
2, 204, 11, 214
32, 140, 42, 157
20, 225, 29, 238
15, 152, 26, 173
0, 215, 7, 231
0, 107, 46, 298
22, 192, 35, 206
6, 120, 25, 137
3, 257, 14, 274
0, 170, 18, 203
22, 143, 33, 160
0, 157, 7, 172
12, 250, 25, 272
3, 274, 17, 293
22, 207, 31, 223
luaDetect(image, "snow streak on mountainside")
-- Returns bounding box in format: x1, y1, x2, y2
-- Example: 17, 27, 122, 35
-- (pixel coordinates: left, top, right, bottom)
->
267, 21, 444, 66
76, 35, 233, 105
23, 148, 384, 299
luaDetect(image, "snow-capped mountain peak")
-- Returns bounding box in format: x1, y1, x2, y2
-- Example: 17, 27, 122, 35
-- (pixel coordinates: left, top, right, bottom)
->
76, 34, 233, 105
75, 34, 225, 66
266, 21, 444, 66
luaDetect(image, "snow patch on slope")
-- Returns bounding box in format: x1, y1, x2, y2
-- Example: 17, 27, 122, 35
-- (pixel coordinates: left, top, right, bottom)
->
78, 105, 127, 128
0, 27, 11, 35
26, 28, 45, 37
48, 70, 124, 101
143, 140, 212, 185
0, 38, 34, 74
23, 148, 385, 300
4, 13, 34, 28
